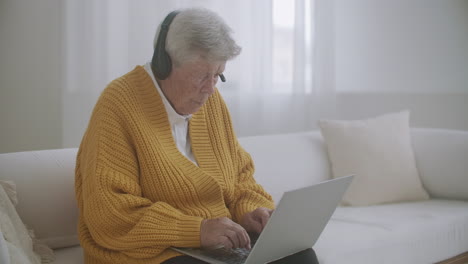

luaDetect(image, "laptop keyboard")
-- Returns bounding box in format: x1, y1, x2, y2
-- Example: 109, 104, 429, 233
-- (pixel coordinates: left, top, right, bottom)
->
191, 233, 259, 264
203, 247, 250, 264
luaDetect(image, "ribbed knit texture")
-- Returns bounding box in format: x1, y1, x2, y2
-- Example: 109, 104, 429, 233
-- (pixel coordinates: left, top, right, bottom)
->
75, 66, 274, 264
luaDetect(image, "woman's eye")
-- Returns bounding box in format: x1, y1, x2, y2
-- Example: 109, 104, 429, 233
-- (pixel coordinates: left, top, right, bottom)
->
200, 75, 209, 82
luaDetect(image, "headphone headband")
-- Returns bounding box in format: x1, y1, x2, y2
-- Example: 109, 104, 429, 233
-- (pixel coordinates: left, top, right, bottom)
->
160, 11, 179, 30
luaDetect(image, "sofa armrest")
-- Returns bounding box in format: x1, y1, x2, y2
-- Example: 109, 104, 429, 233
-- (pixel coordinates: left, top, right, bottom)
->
411, 128, 468, 200
0, 148, 79, 249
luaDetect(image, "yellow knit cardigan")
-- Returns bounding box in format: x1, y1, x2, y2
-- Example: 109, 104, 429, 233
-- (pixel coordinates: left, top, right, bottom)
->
75, 66, 274, 264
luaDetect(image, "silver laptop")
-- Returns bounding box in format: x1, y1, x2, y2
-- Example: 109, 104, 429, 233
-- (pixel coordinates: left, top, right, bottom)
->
172, 175, 354, 264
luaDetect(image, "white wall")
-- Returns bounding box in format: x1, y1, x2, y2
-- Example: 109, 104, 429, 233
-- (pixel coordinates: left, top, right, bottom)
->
1, 0, 467, 153
0, 0, 62, 153
337, 93, 468, 131
334, 0, 468, 130
334, 0, 468, 93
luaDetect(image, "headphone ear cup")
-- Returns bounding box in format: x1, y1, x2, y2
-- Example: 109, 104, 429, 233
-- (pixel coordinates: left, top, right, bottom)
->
161, 51, 172, 80
151, 11, 179, 80
153, 50, 172, 80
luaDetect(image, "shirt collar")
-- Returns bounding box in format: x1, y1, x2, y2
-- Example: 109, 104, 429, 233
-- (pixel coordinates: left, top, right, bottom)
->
144, 62, 192, 122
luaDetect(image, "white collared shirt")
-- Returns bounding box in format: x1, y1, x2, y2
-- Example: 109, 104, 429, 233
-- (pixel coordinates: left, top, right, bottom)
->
144, 62, 198, 165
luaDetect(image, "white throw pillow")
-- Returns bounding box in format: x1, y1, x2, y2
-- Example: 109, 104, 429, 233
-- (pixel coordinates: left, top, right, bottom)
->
0, 181, 41, 264
0, 231, 10, 264
318, 111, 429, 206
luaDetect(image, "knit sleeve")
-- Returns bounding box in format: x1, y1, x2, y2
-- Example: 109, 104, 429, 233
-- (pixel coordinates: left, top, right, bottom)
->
210, 91, 275, 222
81, 166, 203, 258
229, 143, 276, 223
76, 83, 203, 259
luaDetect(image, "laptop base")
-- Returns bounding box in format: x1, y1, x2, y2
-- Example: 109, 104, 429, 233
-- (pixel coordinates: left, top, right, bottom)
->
269, 248, 319, 264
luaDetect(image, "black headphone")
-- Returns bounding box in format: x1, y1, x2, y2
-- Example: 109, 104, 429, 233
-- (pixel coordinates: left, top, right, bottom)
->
151, 11, 179, 80
151, 11, 226, 82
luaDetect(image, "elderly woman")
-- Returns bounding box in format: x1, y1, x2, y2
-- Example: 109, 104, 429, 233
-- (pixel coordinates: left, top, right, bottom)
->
75, 8, 275, 264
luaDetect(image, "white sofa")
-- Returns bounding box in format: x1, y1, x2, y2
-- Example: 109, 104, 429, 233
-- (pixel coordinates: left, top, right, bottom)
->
0, 128, 467, 264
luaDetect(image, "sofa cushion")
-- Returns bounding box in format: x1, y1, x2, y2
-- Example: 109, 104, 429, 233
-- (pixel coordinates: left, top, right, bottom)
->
318, 111, 429, 206
315, 199, 468, 264
239, 131, 332, 204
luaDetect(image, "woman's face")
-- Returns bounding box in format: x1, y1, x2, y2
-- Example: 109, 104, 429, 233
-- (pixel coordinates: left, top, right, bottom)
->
162, 57, 226, 115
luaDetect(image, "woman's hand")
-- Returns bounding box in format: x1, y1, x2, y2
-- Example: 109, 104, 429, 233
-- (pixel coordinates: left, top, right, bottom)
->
240, 207, 273, 234
200, 217, 251, 249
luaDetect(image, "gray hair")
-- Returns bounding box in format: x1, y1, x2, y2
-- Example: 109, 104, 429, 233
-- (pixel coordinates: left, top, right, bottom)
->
153, 8, 241, 66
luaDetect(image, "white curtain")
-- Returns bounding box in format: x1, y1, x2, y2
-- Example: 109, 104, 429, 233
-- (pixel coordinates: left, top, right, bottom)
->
61, 0, 336, 147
